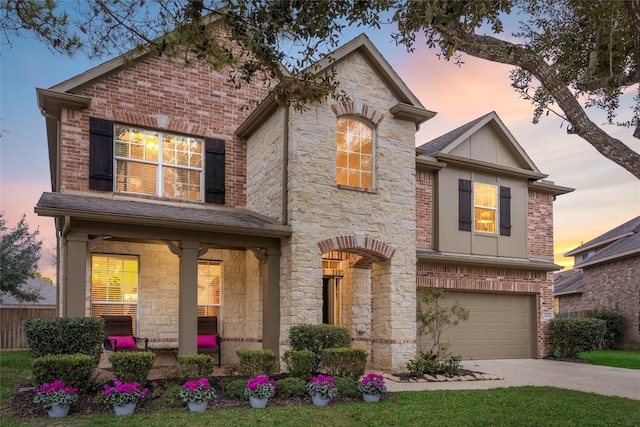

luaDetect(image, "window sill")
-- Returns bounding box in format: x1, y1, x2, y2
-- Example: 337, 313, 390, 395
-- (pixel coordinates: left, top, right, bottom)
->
336, 184, 378, 194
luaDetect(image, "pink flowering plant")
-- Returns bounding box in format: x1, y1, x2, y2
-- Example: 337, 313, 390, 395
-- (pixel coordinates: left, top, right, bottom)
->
178, 378, 217, 403
306, 374, 338, 399
103, 378, 149, 406
33, 380, 78, 407
243, 375, 276, 399
358, 373, 387, 395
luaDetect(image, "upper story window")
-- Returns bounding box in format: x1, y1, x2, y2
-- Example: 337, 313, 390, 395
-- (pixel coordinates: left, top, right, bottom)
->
336, 118, 374, 190
115, 125, 203, 201
459, 179, 511, 236
89, 117, 226, 205
474, 183, 497, 233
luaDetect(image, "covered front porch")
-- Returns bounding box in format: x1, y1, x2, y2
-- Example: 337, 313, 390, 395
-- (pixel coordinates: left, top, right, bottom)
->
35, 192, 291, 364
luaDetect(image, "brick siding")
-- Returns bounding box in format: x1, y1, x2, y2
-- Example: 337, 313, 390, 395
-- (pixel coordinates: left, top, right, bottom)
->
527, 190, 555, 259
59, 53, 270, 208
415, 170, 433, 248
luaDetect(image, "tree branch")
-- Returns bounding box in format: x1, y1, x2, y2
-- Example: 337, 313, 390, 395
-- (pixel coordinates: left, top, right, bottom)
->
437, 27, 640, 179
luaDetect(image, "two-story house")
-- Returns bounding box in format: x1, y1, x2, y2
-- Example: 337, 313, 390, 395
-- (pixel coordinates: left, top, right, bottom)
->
35, 31, 571, 372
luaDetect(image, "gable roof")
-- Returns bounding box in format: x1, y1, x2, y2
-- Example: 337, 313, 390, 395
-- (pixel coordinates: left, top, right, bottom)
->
418, 111, 540, 172
237, 34, 437, 138
566, 215, 640, 268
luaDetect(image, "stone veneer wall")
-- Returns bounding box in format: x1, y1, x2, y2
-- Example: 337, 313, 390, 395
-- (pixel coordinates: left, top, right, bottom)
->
85, 241, 263, 363
415, 170, 433, 248
58, 52, 270, 209
582, 257, 640, 350
416, 263, 553, 357
274, 52, 418, 371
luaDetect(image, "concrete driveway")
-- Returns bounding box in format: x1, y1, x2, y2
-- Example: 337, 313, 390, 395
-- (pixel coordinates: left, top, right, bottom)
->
385, 359, 640, 400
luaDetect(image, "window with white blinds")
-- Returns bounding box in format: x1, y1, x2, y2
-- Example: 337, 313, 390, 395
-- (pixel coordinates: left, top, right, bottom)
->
197, 261, 221, 318
115, 125, 203, 201
91, 254, 139, 331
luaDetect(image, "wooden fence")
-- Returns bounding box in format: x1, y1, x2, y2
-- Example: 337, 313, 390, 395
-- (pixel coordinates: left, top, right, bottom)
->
0, 305, 57, 349
556, 310, 593, 319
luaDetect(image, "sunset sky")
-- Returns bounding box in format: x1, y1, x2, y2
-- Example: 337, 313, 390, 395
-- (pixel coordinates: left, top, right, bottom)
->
1, 21, 639, 282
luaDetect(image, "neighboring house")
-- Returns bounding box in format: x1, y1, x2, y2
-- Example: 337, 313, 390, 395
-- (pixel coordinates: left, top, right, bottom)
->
0, 277, 56, 306
34, 30, 571, 372
555, 216, 640, 350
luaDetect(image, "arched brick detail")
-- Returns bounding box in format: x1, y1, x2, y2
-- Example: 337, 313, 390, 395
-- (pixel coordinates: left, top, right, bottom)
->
331, 101, 384, 125
318, 233, 395, 267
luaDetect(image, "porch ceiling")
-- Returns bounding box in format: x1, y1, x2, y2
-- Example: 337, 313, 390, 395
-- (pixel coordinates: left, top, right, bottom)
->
35, 192, 291, 239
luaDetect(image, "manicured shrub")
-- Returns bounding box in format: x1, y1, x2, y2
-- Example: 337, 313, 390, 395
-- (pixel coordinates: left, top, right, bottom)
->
31, 353, 95, 392
333, 376, 360, 397
549, 317, 607, 357
177, 354, 215, 380
236, 349, 277, 377
151, 384, 183, 409
321, 348, 368, 379
282, 350, 315, 380
405, 352, 462, 377
23, 317, 104, 365
109, 351, 156, 385
224, 378, 248, 399
288, 324, 351, 370
275, 377, 307, 398
590, 308, 624, 349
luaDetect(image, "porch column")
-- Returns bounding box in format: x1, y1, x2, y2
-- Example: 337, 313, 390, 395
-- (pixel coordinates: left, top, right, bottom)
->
178, 240, 199, 355
262, 248, 281, 356
65, 232, 88, 318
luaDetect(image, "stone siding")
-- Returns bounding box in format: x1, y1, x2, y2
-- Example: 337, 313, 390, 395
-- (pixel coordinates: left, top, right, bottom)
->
58, 54, 270, 209
275, 52, 418, 371
416, 263, 554, 357
85, 241, 263, 363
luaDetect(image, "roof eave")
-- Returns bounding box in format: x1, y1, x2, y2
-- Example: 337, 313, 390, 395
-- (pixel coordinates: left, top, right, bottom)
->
417, 250, 562, 272
574, 248, 640, 268
528, 180, 575, 197
432, 152, 548, 180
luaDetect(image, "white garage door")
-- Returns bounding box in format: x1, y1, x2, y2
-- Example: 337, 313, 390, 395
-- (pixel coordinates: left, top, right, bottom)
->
418, 291, 536, 359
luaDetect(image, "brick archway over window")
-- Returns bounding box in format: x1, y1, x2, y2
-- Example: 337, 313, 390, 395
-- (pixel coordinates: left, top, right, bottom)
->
318, 233, 395, 269
331, 101, 384, 125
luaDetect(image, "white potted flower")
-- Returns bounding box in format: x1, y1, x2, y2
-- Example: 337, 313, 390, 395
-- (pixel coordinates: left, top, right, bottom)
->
243, 375, 276, 408
33, 379, 79, 417
103, 378, 149, 416
357, 373, 387, 402
179, 377, 217, 412
306, 374, 338, 406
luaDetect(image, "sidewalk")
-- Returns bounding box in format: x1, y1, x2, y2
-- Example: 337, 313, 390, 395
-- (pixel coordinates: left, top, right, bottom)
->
385, 359, 640, 400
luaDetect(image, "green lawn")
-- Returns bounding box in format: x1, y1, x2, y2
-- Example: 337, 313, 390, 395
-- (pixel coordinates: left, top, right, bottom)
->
2, 350, 640, 426
579, 350, 640, 369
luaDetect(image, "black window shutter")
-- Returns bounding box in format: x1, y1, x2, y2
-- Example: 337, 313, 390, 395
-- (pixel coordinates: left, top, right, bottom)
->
89, 117, 114, 191
205, 138, 225, 204
499, 186, 511, 236
458, 179, 472, 232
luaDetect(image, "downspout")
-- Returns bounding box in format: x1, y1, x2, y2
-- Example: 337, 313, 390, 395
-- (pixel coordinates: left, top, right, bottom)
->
281, 106, 289, 225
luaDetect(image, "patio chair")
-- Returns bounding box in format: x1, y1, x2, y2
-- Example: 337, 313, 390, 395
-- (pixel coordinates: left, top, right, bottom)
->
102, 315, 149, 352
197, 316, 222, 367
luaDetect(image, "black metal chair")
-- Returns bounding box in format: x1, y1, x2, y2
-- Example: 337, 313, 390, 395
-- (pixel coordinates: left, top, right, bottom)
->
102, 315, 149, 352
197, 316, 221, 367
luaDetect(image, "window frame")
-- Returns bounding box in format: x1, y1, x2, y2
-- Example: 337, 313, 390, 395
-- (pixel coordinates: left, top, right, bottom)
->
90, 254, 140, 332
114, 124, 204, 201
473, 182, 498, 234
197, 260, 222, 320
335, 117, 376, 190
